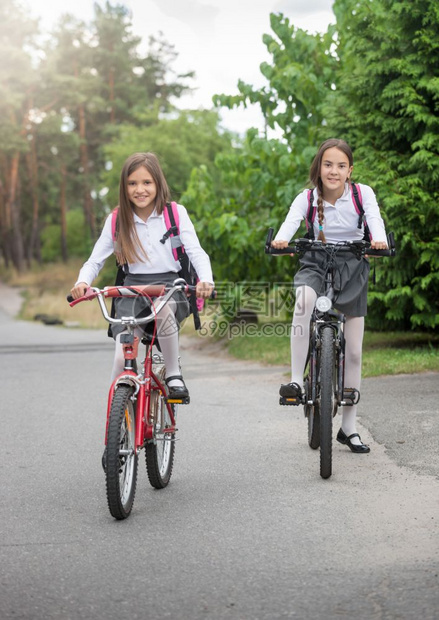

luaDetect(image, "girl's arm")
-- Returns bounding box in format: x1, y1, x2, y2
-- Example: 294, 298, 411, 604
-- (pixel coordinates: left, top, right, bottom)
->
358, 184, 387, 244
177, 205, 214, 285
274, 191, 308, 244
74, 214, 115, 287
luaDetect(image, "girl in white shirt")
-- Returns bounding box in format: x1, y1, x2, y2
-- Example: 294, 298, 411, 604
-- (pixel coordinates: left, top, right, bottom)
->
272, 139, 388, 453
70, 152, 214, 401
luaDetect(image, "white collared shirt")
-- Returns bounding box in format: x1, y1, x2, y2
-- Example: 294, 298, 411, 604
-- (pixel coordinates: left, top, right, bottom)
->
76, 204, 214, 286
274, 183, 387, 244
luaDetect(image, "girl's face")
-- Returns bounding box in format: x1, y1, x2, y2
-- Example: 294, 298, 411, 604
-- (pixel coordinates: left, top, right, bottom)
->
319, 147, 353, 198
126, 165, 157, 219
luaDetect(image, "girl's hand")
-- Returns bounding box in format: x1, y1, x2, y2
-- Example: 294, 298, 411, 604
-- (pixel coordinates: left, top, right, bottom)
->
70, 282, 89, 300
370, 240, 388, 250
271, 240, 289, 249
196, 281, 214, 299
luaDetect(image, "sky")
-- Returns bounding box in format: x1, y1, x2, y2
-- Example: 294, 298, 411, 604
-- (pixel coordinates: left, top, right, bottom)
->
25, 0, 335, 134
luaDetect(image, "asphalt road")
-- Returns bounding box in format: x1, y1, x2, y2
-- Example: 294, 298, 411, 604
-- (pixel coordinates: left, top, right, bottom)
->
0, 289, 438, 620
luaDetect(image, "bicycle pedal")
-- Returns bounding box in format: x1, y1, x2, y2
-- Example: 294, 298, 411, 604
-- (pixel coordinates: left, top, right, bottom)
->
341, 388, 360, 405
166, 396, 190, 405
279, 396, 301, 406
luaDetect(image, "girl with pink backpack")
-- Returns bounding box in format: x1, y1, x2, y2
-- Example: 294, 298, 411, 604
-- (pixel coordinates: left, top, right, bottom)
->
70, 152, 214, 402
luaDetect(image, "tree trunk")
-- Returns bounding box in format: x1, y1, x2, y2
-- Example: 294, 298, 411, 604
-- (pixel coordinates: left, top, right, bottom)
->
26, 132, 42, 264
109, 66, 115, 123
60, 164, 68, 262
0, 176, 11, 268
7, 153, 25, 272
78, 103, 96, 239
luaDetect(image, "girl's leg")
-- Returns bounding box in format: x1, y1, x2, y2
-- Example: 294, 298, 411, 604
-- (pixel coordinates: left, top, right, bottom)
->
155, 298, 184, 388
289, 285, 317, 386
340, 315, 365, 446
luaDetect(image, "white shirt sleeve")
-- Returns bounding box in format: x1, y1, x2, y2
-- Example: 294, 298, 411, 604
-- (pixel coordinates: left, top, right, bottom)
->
274, 190, 308, 242
76, 214, 114, 286
178, 204, 214, 284
358, 184, 387, 243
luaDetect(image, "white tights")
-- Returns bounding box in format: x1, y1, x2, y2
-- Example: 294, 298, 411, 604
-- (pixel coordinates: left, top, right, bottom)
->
110, 298, 183, 387
290, 285, 365, 444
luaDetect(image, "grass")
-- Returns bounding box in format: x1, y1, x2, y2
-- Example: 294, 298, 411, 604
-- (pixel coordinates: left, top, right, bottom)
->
223, 326, 439, 378
3, 261, 439, 377
3, 260, 107, 329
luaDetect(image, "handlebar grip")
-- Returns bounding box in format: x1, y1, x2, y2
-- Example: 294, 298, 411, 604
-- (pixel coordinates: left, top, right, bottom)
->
265, 227, 297, 255
66, 294, 74, 303
366, 232, 396, 257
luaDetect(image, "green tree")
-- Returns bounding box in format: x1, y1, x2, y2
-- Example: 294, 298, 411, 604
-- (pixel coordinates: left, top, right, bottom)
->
328, 0, 439, 330
101, 109, 235, 202
185, 14, 338, 284
0, 0, 40, 270
0, 0, 197, 268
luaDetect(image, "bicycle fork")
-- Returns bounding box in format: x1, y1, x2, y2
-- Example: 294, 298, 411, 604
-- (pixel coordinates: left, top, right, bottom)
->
308, 313, 360, 411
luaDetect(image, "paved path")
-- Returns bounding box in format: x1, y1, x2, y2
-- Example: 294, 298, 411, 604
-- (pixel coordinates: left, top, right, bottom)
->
0, 284, 438, 619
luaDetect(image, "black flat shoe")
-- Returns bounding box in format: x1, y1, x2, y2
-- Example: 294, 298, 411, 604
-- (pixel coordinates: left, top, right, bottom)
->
336, 428, 370, 453
279, 382, 303, 398
279, 381, 303, 406
165, 375, 190, 402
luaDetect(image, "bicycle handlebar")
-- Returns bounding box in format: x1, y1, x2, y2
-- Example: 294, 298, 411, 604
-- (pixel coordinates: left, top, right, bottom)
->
264, 228, 396, 257
67, 279, 216, 326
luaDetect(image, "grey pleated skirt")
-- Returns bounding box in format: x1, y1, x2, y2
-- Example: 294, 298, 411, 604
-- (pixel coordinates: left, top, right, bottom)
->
111, 272, 190, 339
294, 253, 371, 317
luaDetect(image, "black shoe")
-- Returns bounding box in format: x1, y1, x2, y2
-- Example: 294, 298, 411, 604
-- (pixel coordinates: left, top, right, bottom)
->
336, 428, 370, 453
165, 375, 190, 402
279, 382, 303, 406
279, 381, 303, 398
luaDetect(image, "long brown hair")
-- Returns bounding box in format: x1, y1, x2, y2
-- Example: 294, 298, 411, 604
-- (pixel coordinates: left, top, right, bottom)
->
309, 139, 354, 242
116, 152, 171, 264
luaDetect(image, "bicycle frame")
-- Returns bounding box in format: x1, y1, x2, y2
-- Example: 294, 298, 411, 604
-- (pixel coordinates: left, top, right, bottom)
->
69, 280, 187, 453
105, 350, 176, 452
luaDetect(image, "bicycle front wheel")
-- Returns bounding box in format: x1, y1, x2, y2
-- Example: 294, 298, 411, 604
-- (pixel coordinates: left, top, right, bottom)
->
145, 367, 175, 489
304, 376, 320, 450
105, 385, 138, 519
319, 326, 335, 479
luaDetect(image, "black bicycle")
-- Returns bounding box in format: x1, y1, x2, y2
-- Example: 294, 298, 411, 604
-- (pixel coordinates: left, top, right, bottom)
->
265, 230, 396, 479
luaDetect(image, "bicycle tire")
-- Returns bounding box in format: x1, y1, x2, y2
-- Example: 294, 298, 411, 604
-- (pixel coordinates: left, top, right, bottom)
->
145, 366, 175, 489
105, 385, 138, 519
304, 375, 320, 449
319, 326, 335, 479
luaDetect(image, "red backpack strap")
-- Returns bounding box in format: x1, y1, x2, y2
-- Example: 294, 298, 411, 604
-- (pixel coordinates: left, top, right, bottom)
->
350, 183, 363, 220
161, 202, 183, 261
111, 207, 118, 242
350, 183, 372, 240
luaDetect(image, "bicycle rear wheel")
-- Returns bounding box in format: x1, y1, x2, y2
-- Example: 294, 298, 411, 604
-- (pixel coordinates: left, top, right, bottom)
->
319, 326, 335, 479
145, 367, 175, 489
105, 385, 138, 519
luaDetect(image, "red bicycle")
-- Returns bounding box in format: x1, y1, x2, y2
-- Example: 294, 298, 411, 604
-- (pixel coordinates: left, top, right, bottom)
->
68, 278, 199, 520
